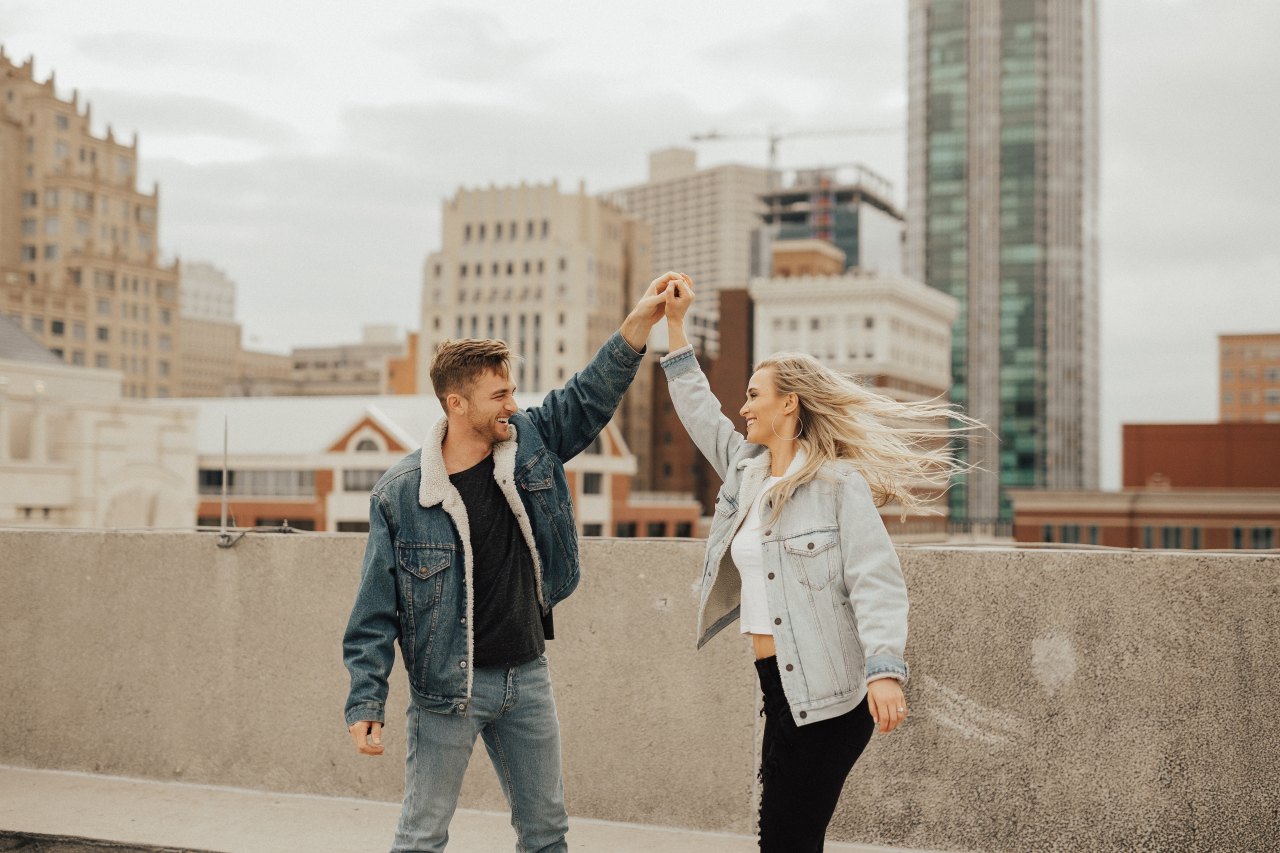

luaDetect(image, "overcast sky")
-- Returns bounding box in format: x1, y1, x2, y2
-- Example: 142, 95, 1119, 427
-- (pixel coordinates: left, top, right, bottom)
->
3, 0, 1278, 488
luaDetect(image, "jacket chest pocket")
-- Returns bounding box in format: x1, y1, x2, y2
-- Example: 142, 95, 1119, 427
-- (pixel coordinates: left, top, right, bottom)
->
399, 544, 454, 581
782, 529, 839, 590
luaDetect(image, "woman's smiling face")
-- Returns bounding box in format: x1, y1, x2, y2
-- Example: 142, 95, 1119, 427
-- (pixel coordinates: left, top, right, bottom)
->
740, 367, 794, 444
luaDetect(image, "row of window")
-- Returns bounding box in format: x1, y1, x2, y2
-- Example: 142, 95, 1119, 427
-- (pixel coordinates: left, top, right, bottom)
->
1223, 367, 1280, 382
453, 257, 566, 280
465, 220, 550, 242
1041, 524, 1276, 549
600, 521, 696, 538
1223, 390, 1280, 405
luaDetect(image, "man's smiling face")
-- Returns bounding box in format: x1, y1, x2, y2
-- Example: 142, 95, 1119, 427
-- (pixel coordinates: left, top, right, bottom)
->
456, 368, 518, 443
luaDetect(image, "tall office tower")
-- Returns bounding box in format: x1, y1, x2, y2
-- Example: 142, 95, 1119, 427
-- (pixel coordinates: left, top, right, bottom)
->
0, 48, 181, 398
419, 181, 655, 475
755, 166, 905, 277
180, 261, 235, 323
1220, 333, 1280, 423
610, 148, 773, 356
906, 0, 1099, 523
177, 261, 241, 397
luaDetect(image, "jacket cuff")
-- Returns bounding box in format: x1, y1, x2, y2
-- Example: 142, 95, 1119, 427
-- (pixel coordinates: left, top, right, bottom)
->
660, 345, 697, 378
608, 329, 647, 361
344, 702, 385, 728
866, 654, 909, 685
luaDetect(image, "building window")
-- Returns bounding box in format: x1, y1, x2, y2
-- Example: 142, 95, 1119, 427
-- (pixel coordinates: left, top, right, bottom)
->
1141, 526, 1154, 549
96, 326, 109, 342
615, 521, 637, 537
1088, 525, 1100, 546
1252, 527, 1275, 549
71, 351, 85, 365
1041, 524, 1053, 543
30, 316, 44, 333
675, 521, 693, 537
464, 224, 472, 241
646, 521, 667, 537
1161, 526, 1182, 549
478, 223, 486, 240
21, 245, 36, 262
495, 222, 503, 239
344, 469, 384, 492
355, 438, 380, 452
583, 472, 603, 494
22, 192, 37, 208
95, 354, 109, 368
1061, 524, 1081, 544
1189, 527, 1202, 550
583, 523, 603, 537
337, 521, 371, 533
72, 321, 86, 340
50, 319, 65, 336
541, 220, 549, 238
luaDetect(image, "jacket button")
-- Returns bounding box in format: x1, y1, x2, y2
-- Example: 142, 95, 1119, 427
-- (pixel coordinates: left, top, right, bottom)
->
799, 711, 807, 720
773, 617, 781, 626
764, 529, 772, 536
807, 542, 814, 550
785, 664, 793, 672
458, 704, 467, 712
460, 617, 466, 624
459, 660, 467, 669
767, 572, 775, 580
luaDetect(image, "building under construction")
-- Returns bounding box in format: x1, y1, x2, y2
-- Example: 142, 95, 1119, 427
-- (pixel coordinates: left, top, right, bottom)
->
753, 165, 904, 277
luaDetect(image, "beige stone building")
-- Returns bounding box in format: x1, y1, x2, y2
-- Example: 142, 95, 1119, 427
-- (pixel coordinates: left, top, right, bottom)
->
0, 316, 196, 528
0, 47, 180, 399
608, 148, 773, 356
1220, 332, 1280, 423
176, 262, 241, 397
750, 243, 958, 402
419, 181, 658, 479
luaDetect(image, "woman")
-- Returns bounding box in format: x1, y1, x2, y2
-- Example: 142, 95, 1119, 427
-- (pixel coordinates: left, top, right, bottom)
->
660, 275, 976, 851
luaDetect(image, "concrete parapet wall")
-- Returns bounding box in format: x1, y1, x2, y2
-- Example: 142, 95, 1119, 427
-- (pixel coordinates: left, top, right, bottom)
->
0, 531, 1276, 852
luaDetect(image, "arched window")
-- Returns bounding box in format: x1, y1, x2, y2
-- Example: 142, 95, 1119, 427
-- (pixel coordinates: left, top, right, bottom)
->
354, 438, 379, 452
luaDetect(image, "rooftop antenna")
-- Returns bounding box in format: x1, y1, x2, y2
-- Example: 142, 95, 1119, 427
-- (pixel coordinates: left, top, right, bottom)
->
216, 415, 243, 548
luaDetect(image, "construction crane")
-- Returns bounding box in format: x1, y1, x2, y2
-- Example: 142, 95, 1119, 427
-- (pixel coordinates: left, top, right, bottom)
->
689, 126, 900, 173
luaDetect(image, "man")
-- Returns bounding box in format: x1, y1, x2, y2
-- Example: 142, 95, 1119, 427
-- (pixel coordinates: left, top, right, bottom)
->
342, 273, 677, 852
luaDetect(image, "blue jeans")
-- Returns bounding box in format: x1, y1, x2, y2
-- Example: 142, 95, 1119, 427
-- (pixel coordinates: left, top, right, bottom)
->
391, 655, 568, 853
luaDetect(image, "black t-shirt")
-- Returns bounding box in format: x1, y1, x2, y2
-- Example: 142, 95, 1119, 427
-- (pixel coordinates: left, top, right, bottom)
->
449, 453, 545, 669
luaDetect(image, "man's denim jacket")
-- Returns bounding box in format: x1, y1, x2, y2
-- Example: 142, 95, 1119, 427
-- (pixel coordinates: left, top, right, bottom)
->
343, 332, 643, 727
662, 345, 909, 726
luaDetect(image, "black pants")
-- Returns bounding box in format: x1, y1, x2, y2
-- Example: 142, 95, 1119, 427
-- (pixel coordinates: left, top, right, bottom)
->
755, 655, 875, 852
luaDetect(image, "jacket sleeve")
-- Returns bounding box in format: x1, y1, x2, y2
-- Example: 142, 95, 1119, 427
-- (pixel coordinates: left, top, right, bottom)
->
342, 494, 400, 727
660, 345, 748, 481
836, 468, 910, 684
521, 331, 644, 462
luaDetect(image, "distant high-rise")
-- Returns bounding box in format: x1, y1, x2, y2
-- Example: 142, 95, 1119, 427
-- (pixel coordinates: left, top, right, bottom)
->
418, 181, 657, 480
906, 0, 1100, 523
1219, 333, 1280, 423
755, 165, 904, 278
610, 148, 773, 356
0, 47, 181, 399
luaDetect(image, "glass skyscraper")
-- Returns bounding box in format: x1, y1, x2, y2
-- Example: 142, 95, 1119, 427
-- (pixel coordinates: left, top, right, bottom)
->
906, 0, 1099, 523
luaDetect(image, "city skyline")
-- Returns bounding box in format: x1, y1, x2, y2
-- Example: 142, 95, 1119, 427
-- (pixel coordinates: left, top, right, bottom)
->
2, 0, 1278, 490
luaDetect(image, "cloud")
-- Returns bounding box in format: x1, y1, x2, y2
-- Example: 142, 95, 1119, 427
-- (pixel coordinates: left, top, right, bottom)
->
379, 7, 554, 86
81, 89, 300, 147
75, 30, 281, 72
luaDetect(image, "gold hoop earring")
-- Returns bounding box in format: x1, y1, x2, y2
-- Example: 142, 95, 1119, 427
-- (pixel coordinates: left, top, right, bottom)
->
771, 413, 803, 441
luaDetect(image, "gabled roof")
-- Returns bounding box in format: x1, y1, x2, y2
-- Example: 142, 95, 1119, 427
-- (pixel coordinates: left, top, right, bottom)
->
0, 316, 63, 365
152, 392, 551, 457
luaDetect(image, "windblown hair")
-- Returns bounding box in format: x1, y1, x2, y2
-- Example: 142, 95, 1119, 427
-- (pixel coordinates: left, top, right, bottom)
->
428, 338, 514, 406
756, 351, 984, 525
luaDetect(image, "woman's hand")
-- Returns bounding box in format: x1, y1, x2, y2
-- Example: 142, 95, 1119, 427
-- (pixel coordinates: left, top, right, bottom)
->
666, 273, 694, 325
866, 678, 907, 734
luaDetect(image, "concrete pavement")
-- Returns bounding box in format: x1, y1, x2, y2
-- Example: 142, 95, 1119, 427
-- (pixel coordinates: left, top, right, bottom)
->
0, 765, 945, 853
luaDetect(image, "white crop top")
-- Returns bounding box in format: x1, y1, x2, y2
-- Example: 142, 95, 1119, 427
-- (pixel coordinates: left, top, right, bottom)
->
730, 476, 781, 635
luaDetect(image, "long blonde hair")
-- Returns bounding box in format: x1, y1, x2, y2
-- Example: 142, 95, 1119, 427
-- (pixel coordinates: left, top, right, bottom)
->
757, 352, 983, 524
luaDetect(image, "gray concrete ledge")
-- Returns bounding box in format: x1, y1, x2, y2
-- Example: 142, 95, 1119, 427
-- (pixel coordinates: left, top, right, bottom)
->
0, 765, 926, 853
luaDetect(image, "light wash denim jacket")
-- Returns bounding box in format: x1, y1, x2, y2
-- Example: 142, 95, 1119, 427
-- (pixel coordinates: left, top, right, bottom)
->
342, 332, 643, 727
662, 345, 909, 726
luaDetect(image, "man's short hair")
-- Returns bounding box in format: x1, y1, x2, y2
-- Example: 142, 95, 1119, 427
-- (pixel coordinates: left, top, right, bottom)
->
428, 338, 513, 406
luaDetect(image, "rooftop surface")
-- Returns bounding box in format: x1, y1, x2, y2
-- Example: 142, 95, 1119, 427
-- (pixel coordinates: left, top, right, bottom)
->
0, 765, 936, 853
